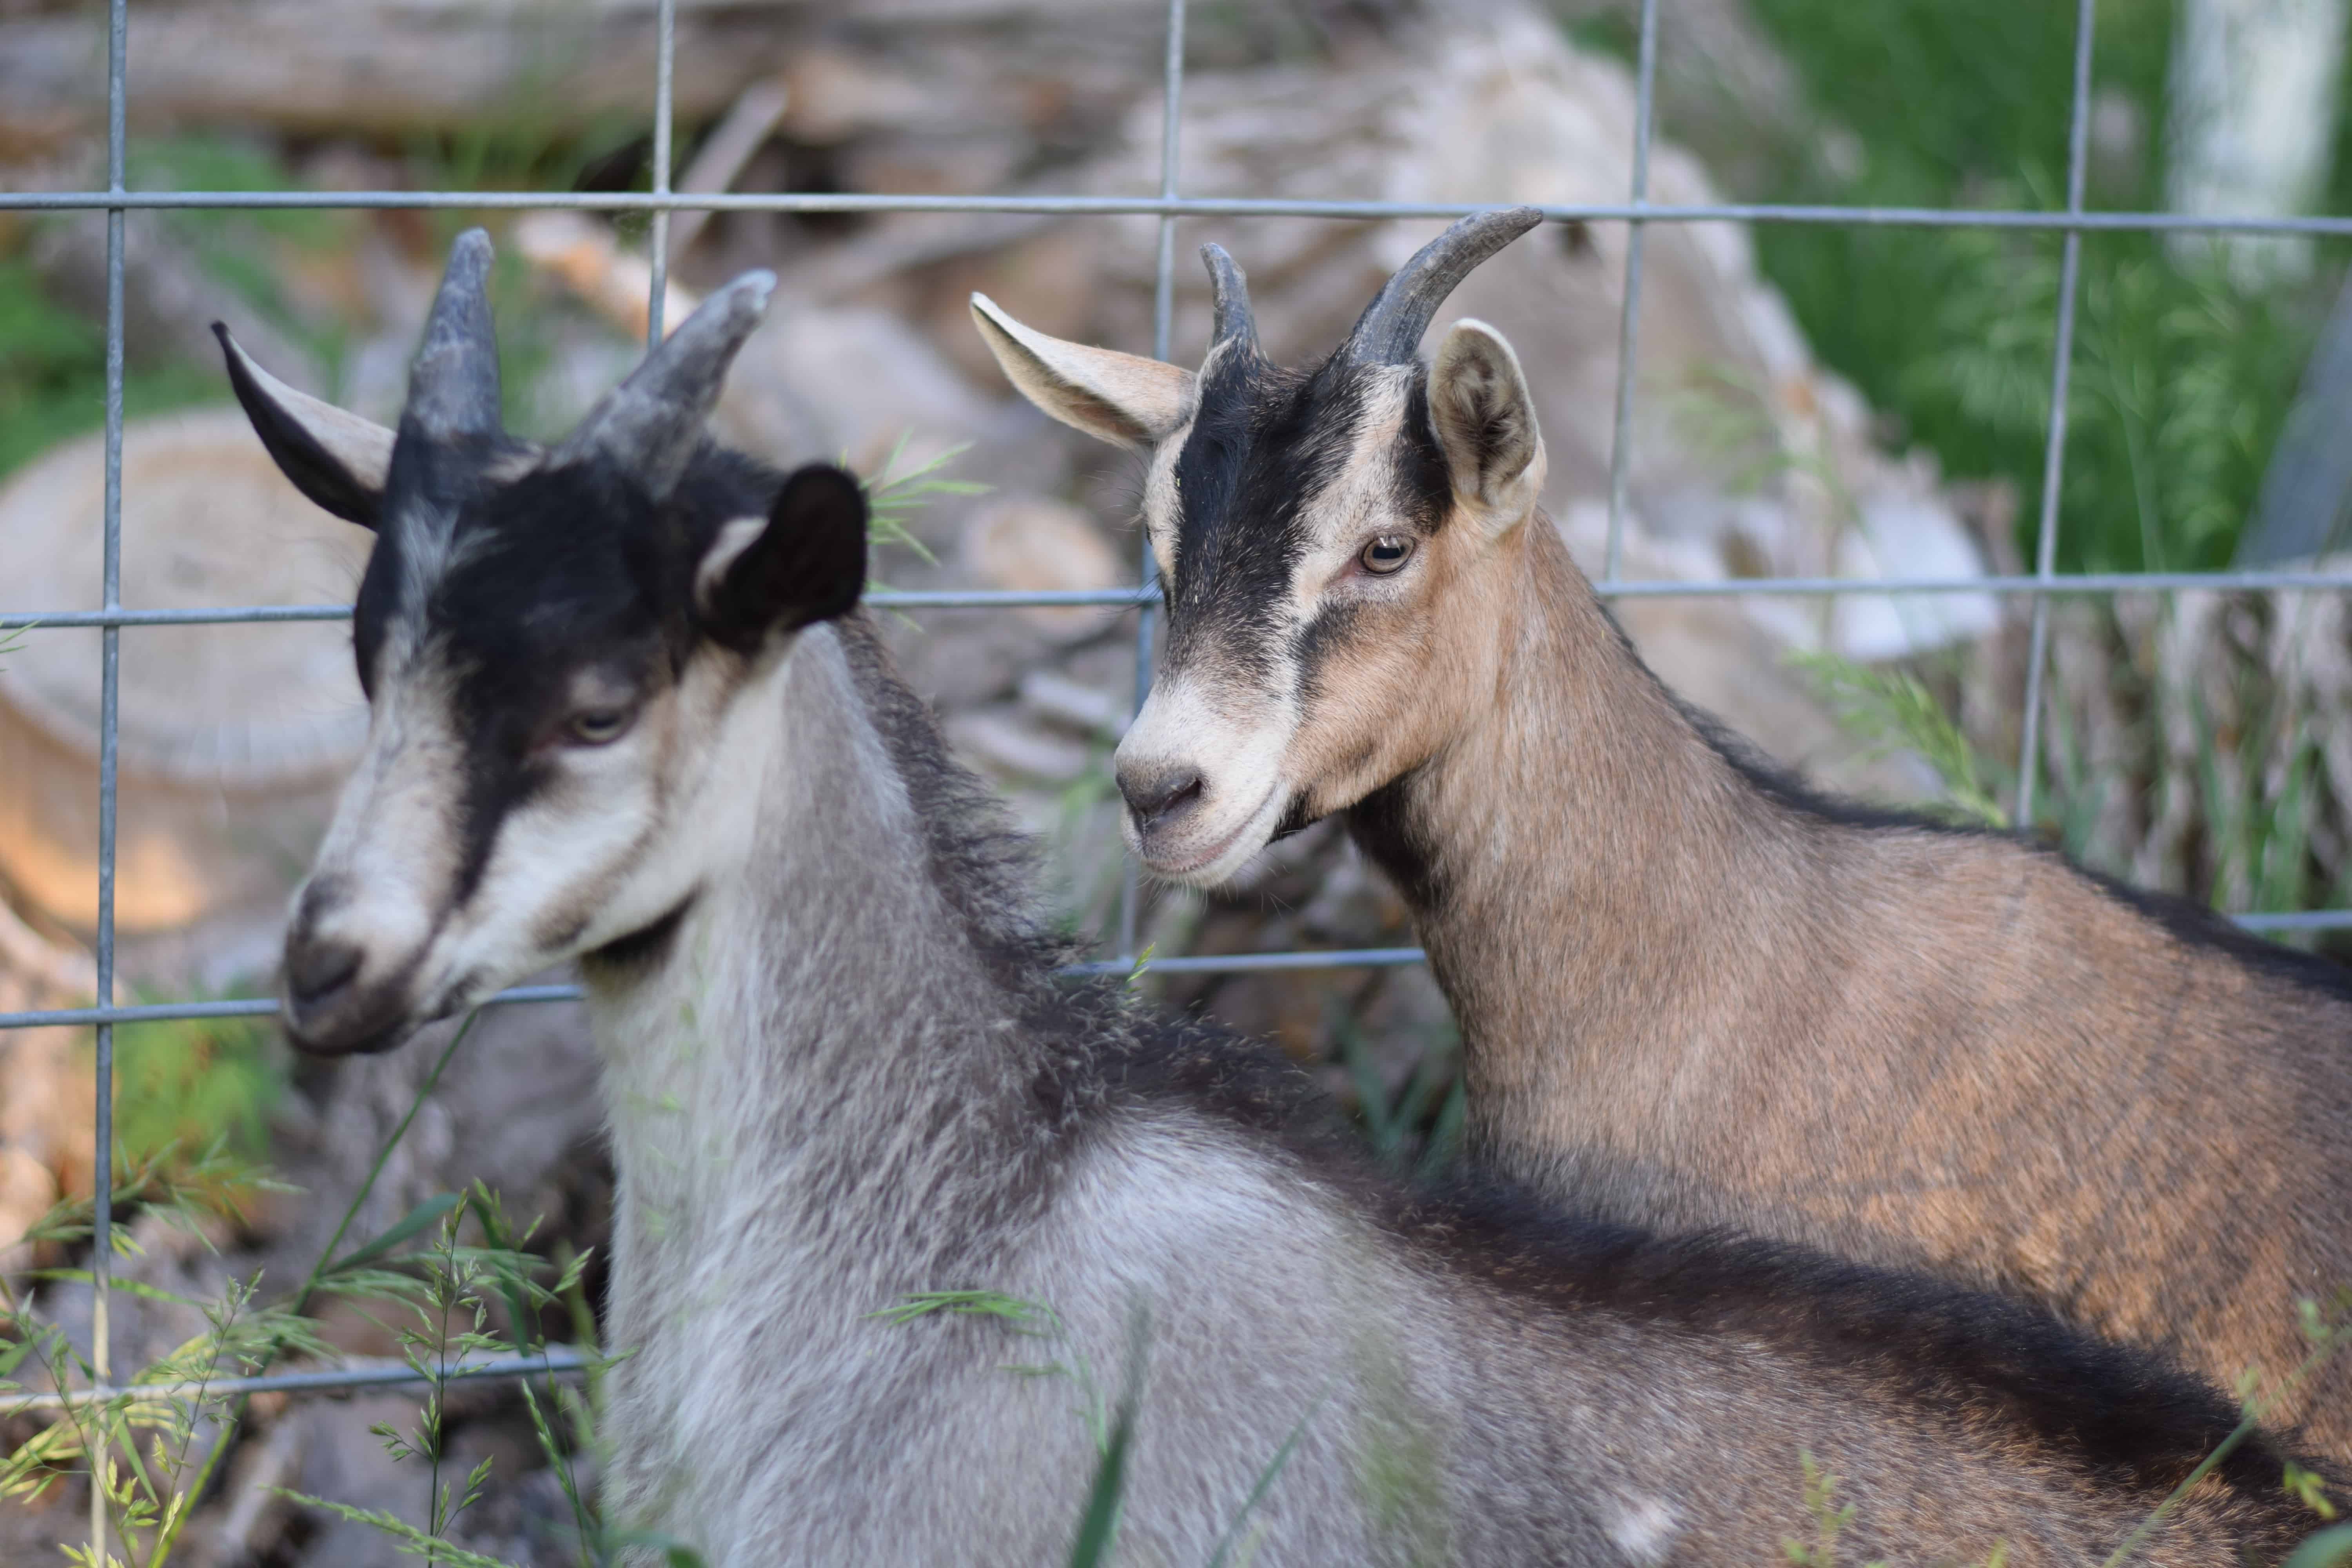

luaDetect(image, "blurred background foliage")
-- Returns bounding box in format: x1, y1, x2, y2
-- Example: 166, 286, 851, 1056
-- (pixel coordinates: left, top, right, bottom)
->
1576, 0, 2346, 576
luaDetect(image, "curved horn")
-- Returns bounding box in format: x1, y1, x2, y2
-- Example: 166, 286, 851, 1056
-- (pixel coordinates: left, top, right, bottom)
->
1341, 206, 1544, 365
404, 228, 503, 437
1200, 243, 1258, 362
556, 269, 777, 499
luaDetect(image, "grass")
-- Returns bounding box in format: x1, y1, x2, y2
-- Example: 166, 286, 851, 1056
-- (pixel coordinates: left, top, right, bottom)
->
1790, 636, 2352, 939
1787, 650, 2008, 828
859, 434, 986, 567
1336, 1009, 1465, 1184
0, 118, 661, 489
0, 259, 216, 486
1638, 0, 2347, 575
103, 999, 281, 1178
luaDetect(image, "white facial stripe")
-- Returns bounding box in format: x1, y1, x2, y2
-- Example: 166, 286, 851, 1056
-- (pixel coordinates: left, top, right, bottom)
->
1141, 420, 1191, 584
435, 729, 671, 991
1283, 370, 1419, 623
301, 650, 470, 978
394, 500, 463, 624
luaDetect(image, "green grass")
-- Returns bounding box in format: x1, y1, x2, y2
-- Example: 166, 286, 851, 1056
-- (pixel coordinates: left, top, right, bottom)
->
0, 258, 218, 484
1715, 0, 2339, 573
103, 999, 282, 1174
1788, 649, 2007, 828
0, 123, 655, 486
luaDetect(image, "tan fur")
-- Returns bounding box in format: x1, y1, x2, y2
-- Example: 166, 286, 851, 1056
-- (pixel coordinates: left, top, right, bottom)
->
1345, 511, 2352, 1458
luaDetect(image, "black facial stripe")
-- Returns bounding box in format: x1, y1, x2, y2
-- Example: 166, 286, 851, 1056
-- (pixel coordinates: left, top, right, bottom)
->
350, 534, 399, 700
1392, 374, 1453, 534
1164, 354, 1361, 682
1162, 358, 1453, 695
354, 431, 543, 697
371, 445, 785, 914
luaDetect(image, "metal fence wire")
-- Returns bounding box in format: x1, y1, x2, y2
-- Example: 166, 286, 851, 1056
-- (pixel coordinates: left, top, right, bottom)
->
5, 0, 2352, 1551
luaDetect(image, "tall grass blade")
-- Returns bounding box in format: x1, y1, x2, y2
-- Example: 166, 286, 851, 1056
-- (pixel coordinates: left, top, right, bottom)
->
1205, 1386, 1332, 1568
1064, 1396, 1134, 1568
1067, 1307, 1149, 1568
323, 1192, 463, 1278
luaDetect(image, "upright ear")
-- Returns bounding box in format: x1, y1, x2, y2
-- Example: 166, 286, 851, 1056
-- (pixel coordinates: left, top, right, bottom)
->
695, 463, 870, 651
969, 293, 1192, 451
212, 323, 394, 529
1428, 319, 1546, 535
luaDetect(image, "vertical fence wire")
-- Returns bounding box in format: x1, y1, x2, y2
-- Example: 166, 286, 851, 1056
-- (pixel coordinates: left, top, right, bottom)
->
646, 0, 678, 347
1601, 0, 1662, 583
2013, 0, 2100, 827
1118, 0, 1188, 963
86, 0, 129, 1555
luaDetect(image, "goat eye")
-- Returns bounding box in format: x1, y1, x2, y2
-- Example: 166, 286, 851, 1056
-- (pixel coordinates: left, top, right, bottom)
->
1359, 535, 1414, 574
566, 708, 633, 746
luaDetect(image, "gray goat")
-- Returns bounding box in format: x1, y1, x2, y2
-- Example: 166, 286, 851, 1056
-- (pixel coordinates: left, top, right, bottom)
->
219, 230, 2326, 1565
971, 207, 2352, 1459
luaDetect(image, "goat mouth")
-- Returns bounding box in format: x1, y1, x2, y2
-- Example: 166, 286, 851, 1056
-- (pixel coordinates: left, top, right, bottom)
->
281, 1008, 423, 1059
280, 967, 443, 1059
1144, 786, 1285, 882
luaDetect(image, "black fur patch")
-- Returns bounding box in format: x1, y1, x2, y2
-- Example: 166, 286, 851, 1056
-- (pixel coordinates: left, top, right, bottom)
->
1163, 352, 1366, 684
1390, 1178, 2319, 1499
1345, 771, 1445, 909
582, 897, 693, 974
358, 435, 797, 909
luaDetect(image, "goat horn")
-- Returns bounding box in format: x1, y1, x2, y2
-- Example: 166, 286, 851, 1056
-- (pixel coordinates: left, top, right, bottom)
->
1200, 243, 1259, 361
1341, 206, 1545, 365
403, 228, 504, 438
557, 269, 777, 500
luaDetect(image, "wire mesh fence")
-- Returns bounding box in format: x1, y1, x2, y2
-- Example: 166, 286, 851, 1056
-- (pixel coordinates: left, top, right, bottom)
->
3, 0, 2350, 1553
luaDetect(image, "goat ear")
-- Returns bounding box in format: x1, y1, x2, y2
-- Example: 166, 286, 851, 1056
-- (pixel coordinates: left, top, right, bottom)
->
695, 463, 869, 650
214, 323, 393, 529
1428, 319, 1546, 536
969, 293, 1192, 451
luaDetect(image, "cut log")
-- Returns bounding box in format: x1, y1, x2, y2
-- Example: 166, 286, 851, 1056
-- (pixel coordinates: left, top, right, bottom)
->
0, 5, 792, 140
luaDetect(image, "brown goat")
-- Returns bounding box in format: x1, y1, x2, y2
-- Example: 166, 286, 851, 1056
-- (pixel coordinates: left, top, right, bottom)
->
973, 207, 2352, 1459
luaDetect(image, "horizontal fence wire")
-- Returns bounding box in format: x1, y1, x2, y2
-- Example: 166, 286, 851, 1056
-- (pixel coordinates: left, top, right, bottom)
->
9, 0, 2352, 1448
0, 1348, 590, 1417
10, 570, 2352, 632
13, 189, 2352, 233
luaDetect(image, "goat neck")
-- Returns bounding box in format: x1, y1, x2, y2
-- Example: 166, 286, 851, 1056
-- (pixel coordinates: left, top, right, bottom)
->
583, 618, 1060, 1305
1352, 515, 1799, 1155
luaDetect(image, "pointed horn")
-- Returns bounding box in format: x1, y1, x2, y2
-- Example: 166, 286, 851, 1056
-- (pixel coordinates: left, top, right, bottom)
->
556, 269, 777, 498
1200, 243, 1258, 361
404, 227, 503, 437
1341, 207, 1545, 365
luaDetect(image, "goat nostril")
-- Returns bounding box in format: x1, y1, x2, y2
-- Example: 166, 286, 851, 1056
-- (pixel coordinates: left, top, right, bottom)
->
1120, 767, 1206, 830
287, 941, 363, 1009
